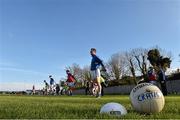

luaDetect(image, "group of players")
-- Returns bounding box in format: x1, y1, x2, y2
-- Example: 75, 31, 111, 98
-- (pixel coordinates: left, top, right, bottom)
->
40, 48, 167, 97
43, 70, 76, 96
41, 48, 107, 97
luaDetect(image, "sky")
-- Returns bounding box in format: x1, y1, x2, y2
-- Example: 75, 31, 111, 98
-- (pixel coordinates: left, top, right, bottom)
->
0, 0, 180, 91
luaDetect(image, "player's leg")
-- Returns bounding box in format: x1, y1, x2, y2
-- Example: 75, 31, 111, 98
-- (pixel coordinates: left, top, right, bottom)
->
69, 87, 72, 95
69, 82, 74, 96
96, 78, 102, 97
49, 84, 52, 94
67, 82, 73, 96
101, 84, 104, 96
96, 69, 102, 98
91, 71, 96, 96
161, 82, 167, 96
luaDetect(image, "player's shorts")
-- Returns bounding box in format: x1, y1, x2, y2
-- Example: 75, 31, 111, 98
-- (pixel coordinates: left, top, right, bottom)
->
67, 82, 75, 87
50, 84, 55, 89
91, 69, 101, 83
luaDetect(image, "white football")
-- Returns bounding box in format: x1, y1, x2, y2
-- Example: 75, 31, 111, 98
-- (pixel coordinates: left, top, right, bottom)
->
130, 83, 165, 113
100, 102, 127, 116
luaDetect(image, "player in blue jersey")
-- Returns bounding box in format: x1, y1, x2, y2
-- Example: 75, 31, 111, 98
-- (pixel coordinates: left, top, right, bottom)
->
49, 75, 55, 94
90, 48, 106, 98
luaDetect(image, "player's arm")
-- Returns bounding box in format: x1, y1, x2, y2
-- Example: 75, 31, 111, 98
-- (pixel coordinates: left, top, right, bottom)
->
72, 75, 76, 81
70, 73, 77, 82
96, 56, 106, 71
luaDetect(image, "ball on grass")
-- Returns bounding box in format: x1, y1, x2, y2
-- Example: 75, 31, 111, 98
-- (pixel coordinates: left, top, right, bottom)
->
130, 83, 165, 114
100, 102, 127, 116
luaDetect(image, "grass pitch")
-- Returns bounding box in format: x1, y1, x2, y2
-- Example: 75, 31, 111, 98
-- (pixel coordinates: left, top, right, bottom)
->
0, 95, 179, 119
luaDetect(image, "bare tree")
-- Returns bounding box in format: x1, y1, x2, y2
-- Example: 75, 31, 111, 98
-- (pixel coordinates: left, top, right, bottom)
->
107, 53, 125, 81
82, 65, 91, 82
124, 51, 137, 84
131, 48, 149, 77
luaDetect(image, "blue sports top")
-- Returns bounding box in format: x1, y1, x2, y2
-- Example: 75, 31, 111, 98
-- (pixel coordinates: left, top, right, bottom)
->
50, 78, 55, 85
90, 55, 105, 71
159, 68, 166, 81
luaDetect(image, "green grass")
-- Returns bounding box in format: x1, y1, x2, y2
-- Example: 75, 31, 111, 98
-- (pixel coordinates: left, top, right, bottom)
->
0, 95, 180, 119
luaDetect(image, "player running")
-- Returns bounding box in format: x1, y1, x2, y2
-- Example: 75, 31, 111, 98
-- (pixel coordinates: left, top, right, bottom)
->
66, 70, 76, 96
44, 80, 49, 95
90, 48, 106, 98
49, 75, 55, 94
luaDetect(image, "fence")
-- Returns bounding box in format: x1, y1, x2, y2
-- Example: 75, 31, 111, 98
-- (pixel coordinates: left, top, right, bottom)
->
73, 79, 180, 95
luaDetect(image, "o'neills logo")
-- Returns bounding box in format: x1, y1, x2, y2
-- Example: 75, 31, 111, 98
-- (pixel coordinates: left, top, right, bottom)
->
110, 111, 121, 115
133, 83, 151, 93
138, 91, 161, 102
